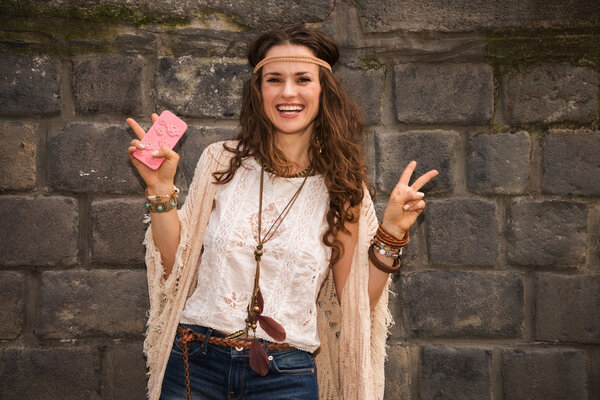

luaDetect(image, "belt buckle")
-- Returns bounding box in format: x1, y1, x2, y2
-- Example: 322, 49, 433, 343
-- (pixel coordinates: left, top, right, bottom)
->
235, 345, 244, 352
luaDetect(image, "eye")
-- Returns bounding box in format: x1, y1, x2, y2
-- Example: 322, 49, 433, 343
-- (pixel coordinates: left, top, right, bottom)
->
298, 76, 311, 83
266, 77, 281, 83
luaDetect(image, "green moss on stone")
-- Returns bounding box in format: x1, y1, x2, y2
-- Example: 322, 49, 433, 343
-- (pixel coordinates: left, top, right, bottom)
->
485, 28, 600, 74
361, 57, 383, 70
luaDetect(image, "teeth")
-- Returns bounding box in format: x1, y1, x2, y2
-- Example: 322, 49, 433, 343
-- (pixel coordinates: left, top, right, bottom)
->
277, 105, 303, 112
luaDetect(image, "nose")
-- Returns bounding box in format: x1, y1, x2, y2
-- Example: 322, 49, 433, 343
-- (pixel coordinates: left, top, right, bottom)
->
282, 78, 297, 98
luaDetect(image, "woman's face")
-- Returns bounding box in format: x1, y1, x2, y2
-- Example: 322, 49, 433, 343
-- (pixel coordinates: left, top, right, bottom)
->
260, 44, 322, 139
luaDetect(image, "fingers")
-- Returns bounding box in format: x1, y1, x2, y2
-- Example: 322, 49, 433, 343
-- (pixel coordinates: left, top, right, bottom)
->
397, 160, 417, 188
411, 169, 439, 191
151, 145, 180, 162
403, 199, 426, 213
126, 118, 146, 140
151, 113, 159, 123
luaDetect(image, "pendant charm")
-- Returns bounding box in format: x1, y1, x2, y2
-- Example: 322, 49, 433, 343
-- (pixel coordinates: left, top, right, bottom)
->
254, 244, 263, 261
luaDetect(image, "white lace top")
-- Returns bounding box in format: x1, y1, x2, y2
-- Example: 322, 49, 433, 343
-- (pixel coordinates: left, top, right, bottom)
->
180, 157, 331, 352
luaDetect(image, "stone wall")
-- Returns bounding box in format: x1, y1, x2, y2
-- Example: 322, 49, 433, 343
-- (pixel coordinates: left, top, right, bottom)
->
1, 1, 599, 399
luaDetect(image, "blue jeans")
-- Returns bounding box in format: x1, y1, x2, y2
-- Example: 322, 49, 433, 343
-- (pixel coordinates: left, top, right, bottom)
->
160, 324, 319, 400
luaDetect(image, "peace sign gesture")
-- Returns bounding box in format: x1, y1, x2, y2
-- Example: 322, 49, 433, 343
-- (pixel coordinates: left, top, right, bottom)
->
381, 161, 438, 238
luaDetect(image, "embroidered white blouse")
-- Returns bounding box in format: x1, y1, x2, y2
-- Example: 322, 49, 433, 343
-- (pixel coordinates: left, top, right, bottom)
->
180, 157, 331, 352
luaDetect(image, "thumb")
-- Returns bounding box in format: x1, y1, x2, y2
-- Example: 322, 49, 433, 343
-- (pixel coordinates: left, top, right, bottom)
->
152, 145, 179, 162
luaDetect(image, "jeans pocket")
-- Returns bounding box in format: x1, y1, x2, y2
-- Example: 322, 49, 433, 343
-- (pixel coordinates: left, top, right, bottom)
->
171, 336, 207, 360
269, 350, 316, 376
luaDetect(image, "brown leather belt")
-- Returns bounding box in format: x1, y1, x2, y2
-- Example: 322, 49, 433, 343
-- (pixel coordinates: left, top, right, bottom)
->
177, 325, 293, 351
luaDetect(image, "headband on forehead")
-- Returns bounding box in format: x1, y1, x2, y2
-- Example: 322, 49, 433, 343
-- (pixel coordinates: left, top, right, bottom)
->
253, 55, 332, 74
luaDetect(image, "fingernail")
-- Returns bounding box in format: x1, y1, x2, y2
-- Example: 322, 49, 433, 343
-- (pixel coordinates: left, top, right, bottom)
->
417, 191, 424, 197
151, 151, 159, 157
403, 204, 410, 210
139, 143, 146, 149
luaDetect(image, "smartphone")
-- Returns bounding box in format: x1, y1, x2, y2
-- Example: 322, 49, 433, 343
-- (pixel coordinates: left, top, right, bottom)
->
133, 110, 187, 170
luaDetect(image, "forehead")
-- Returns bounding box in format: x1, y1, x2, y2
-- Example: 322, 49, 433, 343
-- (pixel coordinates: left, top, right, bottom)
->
261, 44, 319, 75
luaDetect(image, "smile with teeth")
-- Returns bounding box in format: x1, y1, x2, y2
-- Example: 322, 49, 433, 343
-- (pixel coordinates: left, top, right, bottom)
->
277, 104, 304, 114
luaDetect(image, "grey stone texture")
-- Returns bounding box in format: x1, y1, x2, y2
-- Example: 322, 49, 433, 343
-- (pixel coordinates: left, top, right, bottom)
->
507, 200, 588, 268
113, 342, 147, 400
36, 269, 149, 338
0, 52, 60, 116
420, 346, 492, 400
394, 63, 494, 124
181, 125, 236, 182
426, 199, 499, 266
0, 347, 102, 400
48, 123, 145, 194
402, 270, 524, 338
375, 130, 460, 194
71, 54, 145, 115
165, 29, 253, 58
0, 271, 25, 339
156, 57, 249, 119
502, 348, 587, 400
543, 130, 600, 196
535, 274, 600, 344
0, 121, 37, 191
502, 64, 598, 125
467, 131, 530, 195
384, 345, 411, 399
91, 198, 147, 264
336, 65, 385, 125
0, 196, 78, 266
354, 0, 600, 32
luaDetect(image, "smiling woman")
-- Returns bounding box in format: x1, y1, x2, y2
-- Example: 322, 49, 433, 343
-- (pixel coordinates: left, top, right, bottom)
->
126, 24, 437, 400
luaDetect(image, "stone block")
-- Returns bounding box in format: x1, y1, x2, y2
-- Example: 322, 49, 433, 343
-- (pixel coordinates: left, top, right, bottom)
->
192, 0, 334, 30
502, 64, 598, 125
467, 131, 530, 195
402, 270, 523, 337
543, 130, 600, 196
420, 346, 492, 400
0, 347, 101, 400
535, 274, 600, 344
36, 269, 149, 338
426, 199, 498, 266
181, 126, 236, 183
113, 342, 147, 400
0, 121, 37, 190
91, 198, 146, 264
0, 271, 25, 339
115, 32, 157, 54
375, 130, 459, 194
48, 123, 145, 194
507, 200, 587, 268
502, 348, 587, 400
72, 54, 145, 115
0, 52, 60, 116
0, 196, 78, 266
354, 0, 600, 32
156, 57, 249, 119
336, 65, 385, 125
394, 63, 493, 124
166, 29, 253, 58
384, 345, 411, 399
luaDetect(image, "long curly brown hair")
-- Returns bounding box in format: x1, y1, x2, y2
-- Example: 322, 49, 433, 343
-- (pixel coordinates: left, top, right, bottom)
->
214, 25, 370, 264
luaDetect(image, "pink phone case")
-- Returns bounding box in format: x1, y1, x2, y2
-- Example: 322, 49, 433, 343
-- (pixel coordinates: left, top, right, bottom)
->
133, 110, 187, 170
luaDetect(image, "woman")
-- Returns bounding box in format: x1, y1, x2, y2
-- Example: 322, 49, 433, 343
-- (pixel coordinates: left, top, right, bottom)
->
127, 25, 437, 400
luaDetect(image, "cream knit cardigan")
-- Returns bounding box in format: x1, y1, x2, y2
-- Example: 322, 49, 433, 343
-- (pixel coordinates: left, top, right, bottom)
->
143, 141, 392, 400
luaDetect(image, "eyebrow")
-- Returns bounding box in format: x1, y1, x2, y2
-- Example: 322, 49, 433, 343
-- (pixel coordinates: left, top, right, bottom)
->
263, 71, 313, 77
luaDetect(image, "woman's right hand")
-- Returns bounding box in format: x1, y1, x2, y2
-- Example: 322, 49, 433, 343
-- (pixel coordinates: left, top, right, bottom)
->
126, 113, 180, 194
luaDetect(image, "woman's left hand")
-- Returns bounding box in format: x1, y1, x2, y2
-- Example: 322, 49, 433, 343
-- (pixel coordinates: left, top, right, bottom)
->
381, 161, 438, 238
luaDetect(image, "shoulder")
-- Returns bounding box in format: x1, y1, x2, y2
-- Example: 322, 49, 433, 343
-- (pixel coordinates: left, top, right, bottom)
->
199, 140, 239, 169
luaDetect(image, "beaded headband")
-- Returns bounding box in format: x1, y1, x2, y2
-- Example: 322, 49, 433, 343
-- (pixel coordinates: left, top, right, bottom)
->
253, 55, 332, 74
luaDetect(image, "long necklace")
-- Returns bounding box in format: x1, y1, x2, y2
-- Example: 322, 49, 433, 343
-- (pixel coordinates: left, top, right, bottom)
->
228, 165, 312, 376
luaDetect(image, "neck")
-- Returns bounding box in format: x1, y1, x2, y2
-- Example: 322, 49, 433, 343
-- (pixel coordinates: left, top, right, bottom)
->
274, 130, 312, 172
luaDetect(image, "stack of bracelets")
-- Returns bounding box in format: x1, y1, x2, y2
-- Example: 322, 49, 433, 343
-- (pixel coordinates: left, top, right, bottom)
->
368, 224, 410, 273
145, 186, 179, 213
